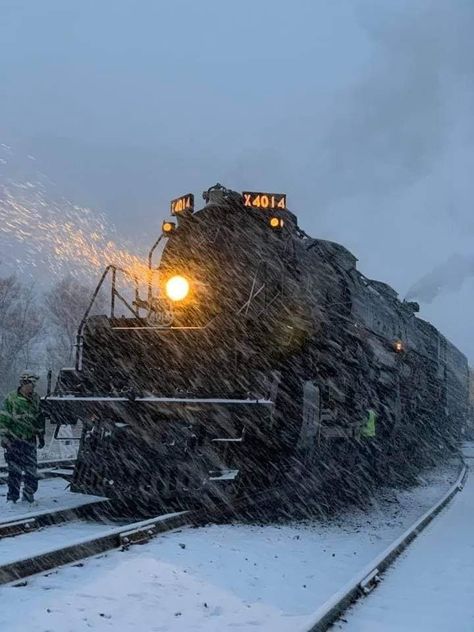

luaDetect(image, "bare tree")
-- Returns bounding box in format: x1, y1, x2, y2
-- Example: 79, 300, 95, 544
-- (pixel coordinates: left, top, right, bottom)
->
44, 275, 105, 373
0, 274, 43, 397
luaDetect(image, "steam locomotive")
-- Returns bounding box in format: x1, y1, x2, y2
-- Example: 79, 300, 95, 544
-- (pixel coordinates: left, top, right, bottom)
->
43, 184, 469, 512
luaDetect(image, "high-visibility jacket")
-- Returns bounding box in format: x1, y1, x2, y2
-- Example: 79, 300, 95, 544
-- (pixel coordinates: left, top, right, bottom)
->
361, 409, 377, 439
0, 390, 44, 441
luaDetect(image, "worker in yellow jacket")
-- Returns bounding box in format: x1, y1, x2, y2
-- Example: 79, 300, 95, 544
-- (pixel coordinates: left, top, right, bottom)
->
0, 372, 45, 504
361, 408, 377, 439
359, 408, 378, 481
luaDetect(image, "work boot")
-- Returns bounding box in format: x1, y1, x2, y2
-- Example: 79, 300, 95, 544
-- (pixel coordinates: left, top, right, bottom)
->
22, 494, 34, 504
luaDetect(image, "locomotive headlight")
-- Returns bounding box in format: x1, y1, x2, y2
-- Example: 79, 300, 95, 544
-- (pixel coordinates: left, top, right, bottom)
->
393, 339, 405, 353
162, 220, 176, 235
165, 275, 190, 302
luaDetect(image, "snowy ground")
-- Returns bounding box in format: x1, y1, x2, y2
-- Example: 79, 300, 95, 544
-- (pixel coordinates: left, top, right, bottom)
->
0, 462, 459, 632
0, 478, 105, 525
0, 519, 118, 568
336, 449, 474, 631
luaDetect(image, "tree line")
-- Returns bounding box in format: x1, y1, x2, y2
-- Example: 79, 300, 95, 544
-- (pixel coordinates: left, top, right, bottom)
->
0, 274, 103, 399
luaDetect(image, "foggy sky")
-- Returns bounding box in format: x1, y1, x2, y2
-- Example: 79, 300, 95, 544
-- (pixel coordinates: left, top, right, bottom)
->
1, 0, 474, 360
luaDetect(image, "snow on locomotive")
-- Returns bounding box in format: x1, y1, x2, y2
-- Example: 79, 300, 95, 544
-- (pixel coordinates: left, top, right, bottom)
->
42, 184, 469, 511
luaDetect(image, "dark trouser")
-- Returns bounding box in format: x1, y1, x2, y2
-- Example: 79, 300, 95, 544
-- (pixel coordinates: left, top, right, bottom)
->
4, 439, 38, 501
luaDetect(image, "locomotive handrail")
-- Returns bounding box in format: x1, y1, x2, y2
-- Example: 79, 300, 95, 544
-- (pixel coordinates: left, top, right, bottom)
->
147, 234, 164, 305
75, 265, 141, 370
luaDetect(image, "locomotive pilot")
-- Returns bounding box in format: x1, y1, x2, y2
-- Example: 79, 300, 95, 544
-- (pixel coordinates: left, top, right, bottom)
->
0, 372, 45, 504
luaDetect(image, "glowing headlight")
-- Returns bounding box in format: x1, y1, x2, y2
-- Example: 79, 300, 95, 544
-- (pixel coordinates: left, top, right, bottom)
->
165, 275, 190, 302
162, 221, 176, 234
269, 216, 284, 229
393, 339, 405, 353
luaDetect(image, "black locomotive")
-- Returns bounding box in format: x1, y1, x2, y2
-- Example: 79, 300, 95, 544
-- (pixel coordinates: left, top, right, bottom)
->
43, 184, 469, 512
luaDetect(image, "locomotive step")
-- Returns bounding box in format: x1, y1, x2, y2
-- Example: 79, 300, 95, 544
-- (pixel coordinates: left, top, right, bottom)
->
208, 469, 240, 481
211, 437, 244, 443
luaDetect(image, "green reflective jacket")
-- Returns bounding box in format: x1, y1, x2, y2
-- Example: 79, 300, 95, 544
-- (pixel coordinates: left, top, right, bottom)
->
361, 409, 377, 439
0, 390, 44, 441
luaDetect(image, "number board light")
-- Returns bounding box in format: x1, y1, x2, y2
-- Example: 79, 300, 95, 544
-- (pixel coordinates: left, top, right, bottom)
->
242, 191, 286, 211
170, 193, 194, 215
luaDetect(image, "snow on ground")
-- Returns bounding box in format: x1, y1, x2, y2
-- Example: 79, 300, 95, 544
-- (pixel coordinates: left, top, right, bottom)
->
0, 478, 105, 525
0, 462, 459, 632
0, 520, 117, 567
337, 452, 474, 631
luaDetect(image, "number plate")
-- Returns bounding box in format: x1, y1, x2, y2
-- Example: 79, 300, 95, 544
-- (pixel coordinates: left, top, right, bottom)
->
242, 191, 286, 211
170, 193, 194, 215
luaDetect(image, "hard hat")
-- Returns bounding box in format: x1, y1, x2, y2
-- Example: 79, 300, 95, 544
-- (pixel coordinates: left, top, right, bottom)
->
19, 371, 40, 384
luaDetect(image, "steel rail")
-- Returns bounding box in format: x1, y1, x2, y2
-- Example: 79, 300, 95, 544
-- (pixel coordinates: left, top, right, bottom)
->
300, 461, 468, 632
0, 511, 190, 585
1, 463, 464, 602
0, 497, 109, 539
0, 485, 276, 587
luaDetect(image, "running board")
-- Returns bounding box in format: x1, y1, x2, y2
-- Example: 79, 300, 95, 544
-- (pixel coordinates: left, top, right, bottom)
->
44, 396, 273, 405
208, 469, 240, 482
211, 437, 244, 443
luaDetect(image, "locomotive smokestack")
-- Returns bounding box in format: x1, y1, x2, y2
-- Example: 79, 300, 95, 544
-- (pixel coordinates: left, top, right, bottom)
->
202, 183, 241, 208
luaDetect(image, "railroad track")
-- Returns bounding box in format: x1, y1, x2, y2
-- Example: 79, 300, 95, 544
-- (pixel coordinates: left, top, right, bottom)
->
299, 459, 468, 632
0, 486, 274, 588
0, 493, 193, 586
0, 509, 190, 586
0, 461, 466, 627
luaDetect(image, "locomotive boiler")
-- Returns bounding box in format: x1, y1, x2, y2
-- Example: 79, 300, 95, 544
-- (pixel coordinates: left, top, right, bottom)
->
42, 184, 469, 512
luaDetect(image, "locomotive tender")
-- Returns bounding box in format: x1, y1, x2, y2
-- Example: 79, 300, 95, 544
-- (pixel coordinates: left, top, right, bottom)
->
43, 184, 469, 511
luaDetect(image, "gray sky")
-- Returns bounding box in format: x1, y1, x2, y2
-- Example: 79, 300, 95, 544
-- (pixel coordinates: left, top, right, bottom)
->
1, 0, 474, 359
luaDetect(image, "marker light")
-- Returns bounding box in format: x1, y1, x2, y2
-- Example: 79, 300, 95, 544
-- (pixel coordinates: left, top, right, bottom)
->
162, 221, 176, 234
165, 275, 190, 302
269, 217, 284, 229
393, 340, 405, 353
